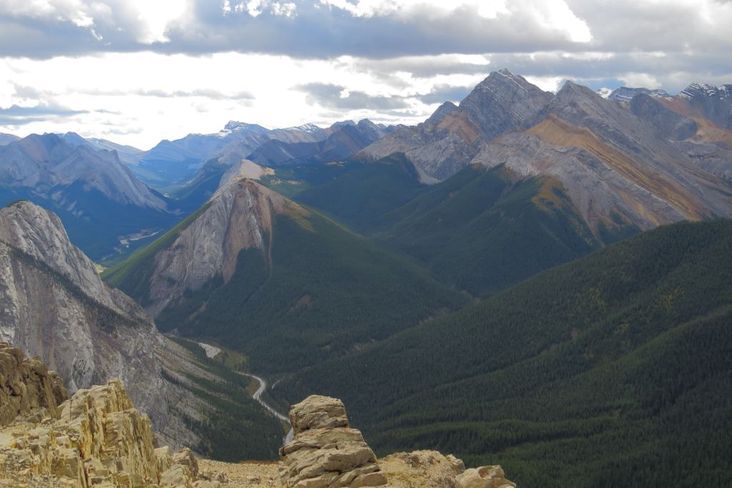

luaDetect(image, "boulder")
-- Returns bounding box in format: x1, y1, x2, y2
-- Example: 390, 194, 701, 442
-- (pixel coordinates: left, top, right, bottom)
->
280, 395, 387, 487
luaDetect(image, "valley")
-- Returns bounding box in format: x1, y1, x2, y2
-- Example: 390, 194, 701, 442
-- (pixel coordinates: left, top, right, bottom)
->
1, 68, 731, 488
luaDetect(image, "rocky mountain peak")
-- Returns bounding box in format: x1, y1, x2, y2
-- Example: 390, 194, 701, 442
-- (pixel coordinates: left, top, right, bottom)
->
147, 177, 300, 316
555, 79, 601, 101
608, 86, 671, 103
425, 101, 459, 125
678, 81, 732, 129
0, 134, 166, 211
459, 69, 552, 140
0, 201, 113, 306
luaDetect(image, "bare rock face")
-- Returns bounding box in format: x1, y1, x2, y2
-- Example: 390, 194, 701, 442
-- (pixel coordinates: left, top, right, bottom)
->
0, 201, 219, 449
0, 134, 166, 210
147, 178, 301, 316
360, 69, 551, 182
0, 343, 68, 427
279, 395, 388, 487
0, 378, 198, 487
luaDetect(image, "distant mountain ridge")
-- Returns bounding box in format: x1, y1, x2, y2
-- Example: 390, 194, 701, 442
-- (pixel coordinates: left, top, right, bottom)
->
134, 119, 391, 188
0, 133, 176, 259
360, 70, 732, 237
248, 119, 391, 167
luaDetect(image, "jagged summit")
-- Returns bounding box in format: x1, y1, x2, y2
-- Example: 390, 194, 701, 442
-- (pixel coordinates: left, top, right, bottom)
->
609, 86, 671, 102
425, 101, 459, 125
679, 82, 732, 99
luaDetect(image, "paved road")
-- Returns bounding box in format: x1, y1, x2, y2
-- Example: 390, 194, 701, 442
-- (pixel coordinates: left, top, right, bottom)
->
197, 342, 293, 444
238, 371, 294, 444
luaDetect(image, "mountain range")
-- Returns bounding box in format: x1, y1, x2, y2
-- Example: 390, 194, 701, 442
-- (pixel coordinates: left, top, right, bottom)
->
1, 68, 731, 487
361, 70, 732, 236
133, 119, 391, 189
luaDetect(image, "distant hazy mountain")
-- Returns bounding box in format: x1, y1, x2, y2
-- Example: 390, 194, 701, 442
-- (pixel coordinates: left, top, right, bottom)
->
104, 175, 466, 372
248, 119, 391, 167
608, 86, 671, 102
135, 121, 333, 189
56, 131, 144, 165
0, 201, 282, 457
0, 133, 18, 145
0, 133, 175, 259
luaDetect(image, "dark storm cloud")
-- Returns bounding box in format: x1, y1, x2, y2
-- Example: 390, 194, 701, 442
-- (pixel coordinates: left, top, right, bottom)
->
299, 83, 409, 110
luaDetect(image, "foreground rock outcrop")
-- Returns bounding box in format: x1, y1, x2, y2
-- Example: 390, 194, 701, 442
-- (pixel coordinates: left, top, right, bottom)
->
279, 395, 387, 487
279, 395, 515, 488
0, 345, 201, 487
0, 347, 515, 487
0, 342, 68, 427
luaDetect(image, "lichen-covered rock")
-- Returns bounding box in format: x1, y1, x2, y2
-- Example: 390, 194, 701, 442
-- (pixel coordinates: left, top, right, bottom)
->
279, 395, 387, 488
455, 466, 516, 488
288, 395, 349, 434
0, 379, 198, 487
378, 450, 466, 488
0, 343, 68, 427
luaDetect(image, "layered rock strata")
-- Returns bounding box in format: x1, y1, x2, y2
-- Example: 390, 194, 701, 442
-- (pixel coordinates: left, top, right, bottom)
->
0, 346, 200, 487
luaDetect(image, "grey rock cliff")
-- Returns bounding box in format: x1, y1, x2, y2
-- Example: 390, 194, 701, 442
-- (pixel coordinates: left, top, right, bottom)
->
147, 178, 301, 316
0, 201, 217, 449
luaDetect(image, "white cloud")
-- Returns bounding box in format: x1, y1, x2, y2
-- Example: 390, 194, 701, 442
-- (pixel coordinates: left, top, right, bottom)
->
222, 0, 298, 17
619, 72, 662, 89
0, 52, 473, 147
317, 0, 590, 42
317, 0, 508, 19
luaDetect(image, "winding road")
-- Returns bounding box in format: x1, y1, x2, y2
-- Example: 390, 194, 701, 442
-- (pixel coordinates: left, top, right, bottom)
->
238, 372, 294, 444
198, 342, 294, 444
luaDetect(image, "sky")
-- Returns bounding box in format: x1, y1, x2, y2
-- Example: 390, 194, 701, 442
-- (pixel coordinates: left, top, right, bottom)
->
0, 0, 731, 148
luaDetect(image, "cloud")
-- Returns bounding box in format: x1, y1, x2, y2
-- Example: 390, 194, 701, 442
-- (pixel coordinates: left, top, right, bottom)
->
0, 103, 86, 125
0, 1, 730, 148
0, 0, 598, 58
418, 84, 473, 104
299, 83, 410, 110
